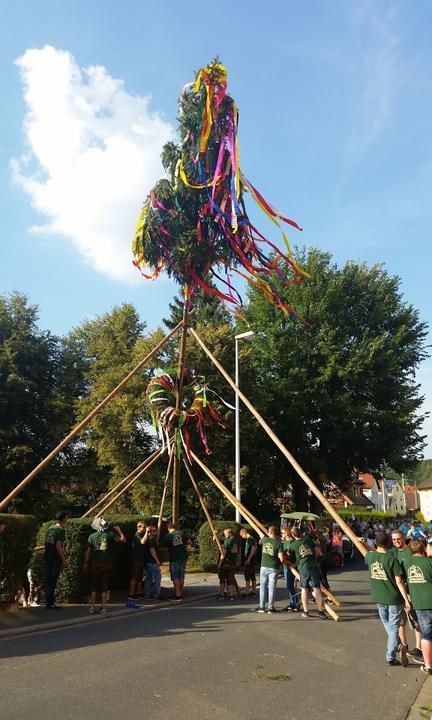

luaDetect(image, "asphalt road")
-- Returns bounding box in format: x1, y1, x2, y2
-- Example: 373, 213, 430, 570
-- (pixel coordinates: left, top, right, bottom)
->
0, 563, 425, 720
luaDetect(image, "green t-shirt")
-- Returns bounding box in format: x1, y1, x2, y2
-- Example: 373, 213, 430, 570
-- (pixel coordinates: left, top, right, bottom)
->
364, 551, 403, 605
290, 536, 318, 572
44, 524, 66, 564
143, 537, 158, 564
222, 537, 239, 565
164, 530, 188, 562
131, 531, 146, 562
259, 537, 282, 570
87, 530, 119, 565
245, 536, 257, 562
403, 555, 432, 610
389, 546, 412, 579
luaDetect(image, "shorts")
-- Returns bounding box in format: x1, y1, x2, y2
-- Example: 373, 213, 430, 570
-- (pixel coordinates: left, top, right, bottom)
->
244, 563, 256, 582
170, 559, 187, 581
299, 568, 321, 590
131, 560, 144, 582
218, 563, 236, 585
91, 563, 113, 593
415, 609, 432, 641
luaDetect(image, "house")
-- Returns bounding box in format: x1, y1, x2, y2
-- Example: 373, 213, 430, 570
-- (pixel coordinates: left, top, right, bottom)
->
416, 477, 432, 521
404, 485, 419, 512
358, 472, 381, 508
324, 479, 374, 510
390, 481, 407, 516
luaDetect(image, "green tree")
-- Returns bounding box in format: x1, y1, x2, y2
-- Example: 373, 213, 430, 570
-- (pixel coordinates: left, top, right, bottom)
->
240, 249, 429, 511
409, 459, 432, 485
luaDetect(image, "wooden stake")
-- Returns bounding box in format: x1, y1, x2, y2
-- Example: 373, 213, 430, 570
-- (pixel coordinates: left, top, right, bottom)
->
82, 448, 163, 518
96, 446, 164, 516
190, 327, 367, 559
182, 458, 223, 553
0, 318, 190, 512
172, 290, 191, 525
191, 450, 341, 618
157, 448, 175, 542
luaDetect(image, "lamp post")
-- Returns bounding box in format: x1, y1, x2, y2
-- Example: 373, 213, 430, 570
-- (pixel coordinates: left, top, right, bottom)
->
234, 330, 255, 523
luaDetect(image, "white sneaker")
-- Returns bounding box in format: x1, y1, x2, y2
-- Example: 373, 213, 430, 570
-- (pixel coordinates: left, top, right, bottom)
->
30, 601, 41, 607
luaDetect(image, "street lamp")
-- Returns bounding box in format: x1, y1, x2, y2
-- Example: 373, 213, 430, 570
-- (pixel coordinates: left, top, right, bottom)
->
235, 330, 255, 522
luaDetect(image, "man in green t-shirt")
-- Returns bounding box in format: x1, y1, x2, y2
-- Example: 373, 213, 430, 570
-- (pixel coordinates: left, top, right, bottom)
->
128, 521, 148, 600
390, 529, 423, 662
217, 528, 239, 600
289, 527, 326, 619
143, 525, 163, 600
163, 523, 192, 600
84, 519, 126, 614
402, 539, 432, 675
44, 511, 69, 609
364, 532, 411, 666
240, 527, 257, 597
257, 526, 284, 614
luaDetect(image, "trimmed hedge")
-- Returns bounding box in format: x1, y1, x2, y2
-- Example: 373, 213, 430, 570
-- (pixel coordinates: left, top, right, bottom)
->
0, 513, 38, 602
198, 520, 241, 572
323, 509, 396, 524
33, 515, 167, 603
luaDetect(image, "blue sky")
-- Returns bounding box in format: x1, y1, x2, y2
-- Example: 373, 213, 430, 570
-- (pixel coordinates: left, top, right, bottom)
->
1, 1, 431, 456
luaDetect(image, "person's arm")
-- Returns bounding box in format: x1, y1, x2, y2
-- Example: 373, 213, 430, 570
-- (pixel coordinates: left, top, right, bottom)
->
277, 551, 285, 565
395, 575, 411, 612
56, 541, 68, 568
113, 526, 126, 543
150, 547, 160, 566
245, 544, 257, 564
83, 547, 91, 571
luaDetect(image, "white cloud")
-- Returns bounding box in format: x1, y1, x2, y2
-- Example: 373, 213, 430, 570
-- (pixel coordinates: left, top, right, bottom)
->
12, 46, 173, 282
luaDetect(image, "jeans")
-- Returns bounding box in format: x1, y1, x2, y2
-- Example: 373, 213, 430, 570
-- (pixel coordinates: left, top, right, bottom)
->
45, 561, 61, 607
144, 562, 161, 599
377, 603, 403, 661
284, 566, 300, 609
259, 567, 278, 609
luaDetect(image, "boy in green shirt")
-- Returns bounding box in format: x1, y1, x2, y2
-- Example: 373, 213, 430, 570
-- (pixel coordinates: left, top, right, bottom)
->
257, 526, 284, 614
163, 523, 192, 600
84, 519, 126, 614
218, 528, 239, 600
240, 527, 257, 597
364, 532, 411, 666
290, 527, 326, 619
44, 511, 69, 609
390, 529, 423, 662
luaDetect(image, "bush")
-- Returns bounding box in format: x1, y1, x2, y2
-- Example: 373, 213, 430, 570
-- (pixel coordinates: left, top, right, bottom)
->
323, 509, 396, 525
33, 515, 167, 602
197, 520, 241, 572
0, 513, 38, 602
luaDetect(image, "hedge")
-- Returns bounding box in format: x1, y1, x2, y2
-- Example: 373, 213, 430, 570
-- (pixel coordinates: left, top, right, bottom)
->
33, 515, 167, 603
0, 513, 38, 602
323, 509, 396, 524
197, 520, 242, 572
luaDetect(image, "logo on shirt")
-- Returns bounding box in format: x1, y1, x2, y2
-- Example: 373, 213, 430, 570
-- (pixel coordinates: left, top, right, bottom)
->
97, 537, 108, 552
299, 544, 313, 559
173, 535, 183, 546
262, 542, 275, 556
370, 561, 388, 581
408, 565, 426, 584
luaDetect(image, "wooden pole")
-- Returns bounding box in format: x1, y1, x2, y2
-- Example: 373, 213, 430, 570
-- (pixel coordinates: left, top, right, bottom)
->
96, 446, 164, 516
182, 458, 223, 554
172, 289, 191, 525
0, 318, 190, 512
157, 448, 175, 542
190, 327, 367, 558
82, 448, 163, 518
190, 451, 341, 617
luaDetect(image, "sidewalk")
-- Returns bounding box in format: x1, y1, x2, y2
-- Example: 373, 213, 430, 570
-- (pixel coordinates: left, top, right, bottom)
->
0, 572, 219, 639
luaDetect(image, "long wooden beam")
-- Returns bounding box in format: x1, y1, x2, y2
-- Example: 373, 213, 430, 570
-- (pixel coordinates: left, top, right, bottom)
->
190, 327, 366, 559
172, 291, 191, 525
182, 458, 223, 553
157, 448, 175, 541
96, 446, 164, 516
0, 318, 191, 511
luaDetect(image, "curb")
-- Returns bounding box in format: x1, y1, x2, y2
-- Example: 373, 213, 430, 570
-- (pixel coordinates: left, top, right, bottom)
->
0, 591, 213, 641
406, 675, 432, 720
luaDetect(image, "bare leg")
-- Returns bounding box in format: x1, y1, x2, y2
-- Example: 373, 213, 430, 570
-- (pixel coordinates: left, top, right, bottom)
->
101, 591, 108, 609
399, 625, 408, 647
421, 639, 432, 668
173, 579, 181, 597
301, 588, 309, 613
179, 578, 185, 595
90, 591, 97, 609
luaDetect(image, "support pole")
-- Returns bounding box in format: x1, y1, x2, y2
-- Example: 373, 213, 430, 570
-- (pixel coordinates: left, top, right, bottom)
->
182, 458, 223, 554
82, 448, 163, 518
0, 318, 190, 512
191, 451, 340, 618
190, 327, 366, 558
157, 448, 175, 542
172, 288, 191, 525
97, 447, 164, 516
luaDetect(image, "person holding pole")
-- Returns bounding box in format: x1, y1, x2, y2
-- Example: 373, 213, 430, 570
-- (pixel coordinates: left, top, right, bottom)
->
390, 529, 423, 663
128, 521, 148, 600
162, 523, 192, 600
217, 528, 238, 600
281, 526, 300, 612
257, 526, 284, 614
240, 527, 257, 597
44, 511, 69, 609
402, 539, 432, 675
84, 519, 126, 614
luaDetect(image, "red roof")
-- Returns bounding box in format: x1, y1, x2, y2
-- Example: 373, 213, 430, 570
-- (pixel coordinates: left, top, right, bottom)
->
404, 485, 417, 495
358, 472, 377, 490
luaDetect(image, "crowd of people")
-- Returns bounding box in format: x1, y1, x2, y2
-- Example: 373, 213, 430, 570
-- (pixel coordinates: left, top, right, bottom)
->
4, 510, 432, 676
